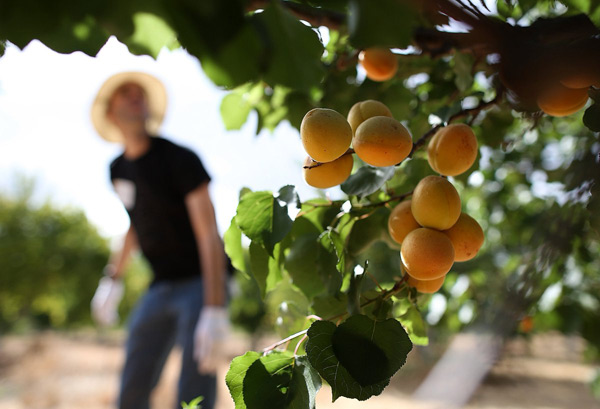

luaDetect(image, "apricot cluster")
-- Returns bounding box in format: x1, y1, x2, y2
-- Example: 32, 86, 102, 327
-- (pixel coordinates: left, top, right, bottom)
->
300, 100, 413, 188
388, 179, 484, 294
387, 123, 484, 294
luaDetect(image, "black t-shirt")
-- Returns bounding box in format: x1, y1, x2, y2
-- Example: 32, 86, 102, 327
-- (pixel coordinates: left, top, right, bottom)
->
110, 137, 211, 283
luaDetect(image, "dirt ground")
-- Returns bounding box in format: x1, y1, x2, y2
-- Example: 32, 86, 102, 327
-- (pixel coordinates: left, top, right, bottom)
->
0, 329, 598, 409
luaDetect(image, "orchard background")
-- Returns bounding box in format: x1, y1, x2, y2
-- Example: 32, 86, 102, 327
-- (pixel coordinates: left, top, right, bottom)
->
1, 1, 600, 408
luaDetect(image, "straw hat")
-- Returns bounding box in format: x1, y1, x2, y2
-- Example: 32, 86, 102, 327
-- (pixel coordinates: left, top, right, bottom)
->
91, 71, 168, 143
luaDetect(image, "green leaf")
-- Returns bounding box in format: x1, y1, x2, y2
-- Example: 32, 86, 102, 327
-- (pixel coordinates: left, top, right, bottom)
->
285, 234, 339, 299
306, 314, 413, 401
320, 228, 347, 275
277, 185, 301, 209
311, 293, 348, 318
224, 217, 247, 277
127, 12, 179, 58
452, 52, 474, 92
397, 305, 429, 346
225, 351, 321, 409
249, 242, 282, 297
236, 191, 275, 244
298, 200, 344, 232
583, 103, 600, 132
341, 166, 396, 197
221, 91, 253, 131
347, 268, 366, 316
0, 40, 6, 58
346, 208, 388, 256
244, 351, 294, 409
200, 21, 263, 88
181, 396, 204, 409
226, 351, 262, 408
348, 0, 419, 48
254, 4, 325, 90
236, 190, 294, 255
266, 280, 311, 343
287, 356, 322, 409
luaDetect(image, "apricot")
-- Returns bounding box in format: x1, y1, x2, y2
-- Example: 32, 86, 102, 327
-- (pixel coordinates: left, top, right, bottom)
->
359, 48, 398, 82
560, 72, 600, 89
406, 274, 446, 294
347, 100, 393, 134
300, 108, 352, 163
428, 124, 478, 177
353, 116, 412, 167
401, 227, 455, 280
303, 154, 353, 189
388, 200, 420, 244
443, 213, 484, 262
537, 85, 589, 117
411, 175, 461, 230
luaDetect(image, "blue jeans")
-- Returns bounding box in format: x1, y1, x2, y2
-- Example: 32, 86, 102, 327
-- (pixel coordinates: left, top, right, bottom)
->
118, 276, 216, 409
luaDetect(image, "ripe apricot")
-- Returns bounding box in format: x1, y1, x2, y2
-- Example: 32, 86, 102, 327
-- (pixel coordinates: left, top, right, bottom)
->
537, 85, 589, 117
301, 108, 352, 163
353, 116, 412, 167
358, 48, 398, 82
347, 100, 393, 134
428, 124, 478, 177
443, 213, 484, 262
411, 175, 461, 230
388, 200, 420, 244
560, 72, 600, 89
406, 274, 446, 294
401, 227, 455, 280
303, 154, 353, 189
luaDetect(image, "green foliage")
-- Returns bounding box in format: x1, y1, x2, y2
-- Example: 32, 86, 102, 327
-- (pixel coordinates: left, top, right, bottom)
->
0, 184, 152, 331
348, 0, 418, 48
181, 396, 203, 409
0, 192, 109, 330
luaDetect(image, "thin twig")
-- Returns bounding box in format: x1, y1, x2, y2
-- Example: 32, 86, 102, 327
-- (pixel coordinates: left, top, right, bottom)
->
262, 329, 308, 353
410, 87, 503, 156
294, 334, 309, 355
351, 190, 414, 209
409, 125, 443, 158
262, 315, 321, 354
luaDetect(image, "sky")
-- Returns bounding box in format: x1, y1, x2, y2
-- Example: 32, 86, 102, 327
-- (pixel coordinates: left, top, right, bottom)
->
0, 37, 337, 241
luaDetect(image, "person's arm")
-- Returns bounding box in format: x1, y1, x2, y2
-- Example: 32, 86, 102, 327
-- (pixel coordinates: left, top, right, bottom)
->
184, 181, 226, 306
105, 224, 138, 279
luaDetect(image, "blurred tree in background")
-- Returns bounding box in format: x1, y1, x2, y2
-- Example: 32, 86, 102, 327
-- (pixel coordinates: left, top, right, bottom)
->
0, 178, 151, 332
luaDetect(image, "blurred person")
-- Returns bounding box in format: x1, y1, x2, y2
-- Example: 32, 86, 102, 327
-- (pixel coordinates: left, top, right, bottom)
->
89, 71, 229, 409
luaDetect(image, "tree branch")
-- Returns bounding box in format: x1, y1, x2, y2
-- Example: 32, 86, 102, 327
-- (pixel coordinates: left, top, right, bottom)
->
410, 87, 503, 156
246, 0, 345, 30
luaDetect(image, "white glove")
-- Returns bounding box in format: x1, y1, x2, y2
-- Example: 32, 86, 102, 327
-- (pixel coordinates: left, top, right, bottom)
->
91, 276, 124, 327
193, 306, 230, 374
